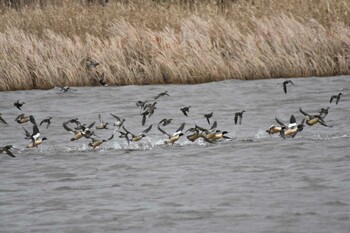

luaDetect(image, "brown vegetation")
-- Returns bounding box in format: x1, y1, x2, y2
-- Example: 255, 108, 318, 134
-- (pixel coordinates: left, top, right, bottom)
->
0, 0, 350, 91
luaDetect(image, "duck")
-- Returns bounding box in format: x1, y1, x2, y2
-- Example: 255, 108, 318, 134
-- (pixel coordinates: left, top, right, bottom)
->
15, 113, 32, 124
0, 145, 16, 158
275, 115, 305, 139
282, 80, 294, 94
154, 90, 170, 100
96, 114, 109, 129
204, 112, 213, 125
26, 116, 47, 148
299, 108, 332, 127
88, 134, 114, 149
158, 118, 172, 127
14, 100, 25, 110
180, 106, 190, 117
158, 123, 186, 145
330, 93, 342, 105
63, 121, 96, 141
40, 117, 52, 129
234, 111, 245, 125
59, 86, 70, 92
110, 113, 125, 130
120, 124, 153, 143
98, 72, 108, 86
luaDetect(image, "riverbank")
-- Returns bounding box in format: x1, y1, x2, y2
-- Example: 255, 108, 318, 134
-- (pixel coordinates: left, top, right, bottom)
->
0, 0, 350, 91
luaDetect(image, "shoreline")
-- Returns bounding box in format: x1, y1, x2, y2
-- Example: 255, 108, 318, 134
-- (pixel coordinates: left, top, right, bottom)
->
1, 1, 350, 91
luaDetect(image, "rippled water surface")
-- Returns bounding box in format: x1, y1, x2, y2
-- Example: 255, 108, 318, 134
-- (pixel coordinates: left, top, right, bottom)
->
1, 76, 350, 232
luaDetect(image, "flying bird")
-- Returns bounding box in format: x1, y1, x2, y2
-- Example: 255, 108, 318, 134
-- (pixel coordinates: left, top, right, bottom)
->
180, 106, 191, 117
330, 93, 342, 105
154, 90, 170, 100
14, 100, 25, 110
0, 145, 16, 158
204, 112, 213, 125
234, 111, 245, 125
282, 80, 294, 94
40, 117, 52, 129
110, 113, 125, 130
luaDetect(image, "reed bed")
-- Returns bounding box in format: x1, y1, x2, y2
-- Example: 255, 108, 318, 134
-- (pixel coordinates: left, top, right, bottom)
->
0, 0, 350, 91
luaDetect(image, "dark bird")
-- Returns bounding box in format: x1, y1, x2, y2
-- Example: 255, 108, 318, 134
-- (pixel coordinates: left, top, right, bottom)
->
154, 90, 170, 100
0, 145, 16, 158
99, 72, 108, 86
0, 113, 7, 124
59, 86, 70, 92
204, 112, 213, 125
14, 100, 25, 110
234, 111, 245, 125
330, 93, 342, 104
318, 107, 329, 119
158, 118, 172, 127
282, 80, 294, 94
180, 106, 191, 117
40, 117, 52, 129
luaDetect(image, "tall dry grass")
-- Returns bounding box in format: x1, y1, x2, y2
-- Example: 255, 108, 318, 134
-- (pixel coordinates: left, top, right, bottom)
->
0, 0, 350, 91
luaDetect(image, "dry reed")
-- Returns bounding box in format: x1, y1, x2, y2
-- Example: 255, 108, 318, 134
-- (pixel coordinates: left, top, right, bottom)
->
0, 0, 350, 91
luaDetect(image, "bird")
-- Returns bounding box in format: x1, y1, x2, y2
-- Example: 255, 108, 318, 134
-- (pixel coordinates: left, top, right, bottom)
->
204, 112, 213, 125
59, 86, 70, 92
318, 107, 330, 119
22, 126, 32, 139
299, 108, 332, 127
180, 106, 191, 117
15, 113, 31, 124
85, 58, 100, 69
0, 113, 7, 124
275, 116, 305, 139
154, 90, 170, 100
26, 116, 47, 148
96, 114, 109, 129
98, 72, 108, 86
282, 80, 294, 94
158, 123, 186, 145
110, 113, 125, 130
40, 117, 52, 129
88, 134, 114, 149
120, 124, 153, 143
234, 111, 245, 125
158, 118, 172, 127
63, 121, 96, 141
14, 100, 25, 110
330, 93, 342, 104
0, 145, 16, 158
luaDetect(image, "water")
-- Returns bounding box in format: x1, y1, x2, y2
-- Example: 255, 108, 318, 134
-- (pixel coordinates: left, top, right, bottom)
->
0, 76, 349, 232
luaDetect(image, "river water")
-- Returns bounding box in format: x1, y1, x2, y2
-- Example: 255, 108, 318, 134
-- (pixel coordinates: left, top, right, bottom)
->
0, 76, 349, 232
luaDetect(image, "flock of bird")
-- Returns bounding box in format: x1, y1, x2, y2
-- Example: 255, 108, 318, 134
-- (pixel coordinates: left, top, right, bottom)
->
0, 76, 344, 158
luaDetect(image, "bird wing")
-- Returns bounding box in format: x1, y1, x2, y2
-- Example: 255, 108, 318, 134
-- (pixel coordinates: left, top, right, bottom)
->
62, 122, 73, 132
5, 149, 16, 158
29, 115, 37, 125
0, 115, 7, 124
181, 108, 188, 117
86, 121, 96, 130
110, 113, 121, 121
141, 113, 147, 126
210, 121, 217, 130
299, 108, 311, 117
234, 113, 238, 125
176, 123, 186, 133
290, 115, 296, 124
157, 126, 170, 137
22, 126, 31, 137
275, 117, 286, 127
107, 134, 114, 141
336, 96, 341, 104
15, 113, 24, 121
330, 95, 336, 103
283, 83, 287, 94
142, 124, 153, 134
